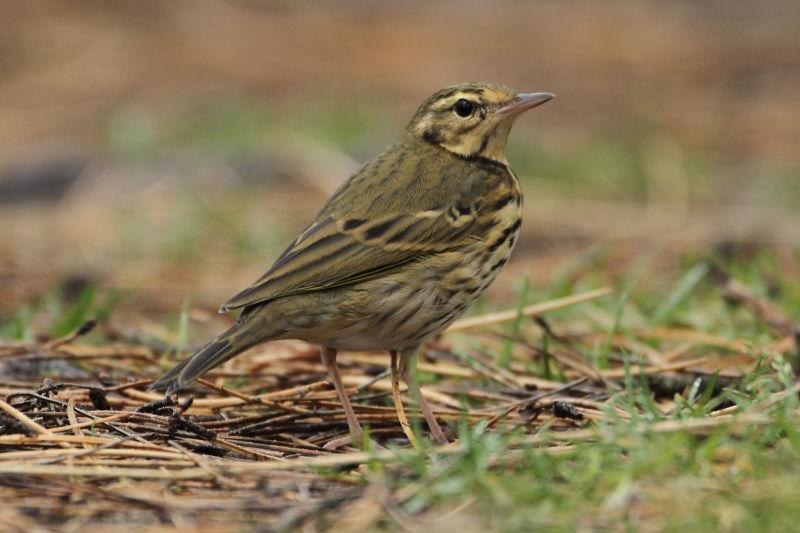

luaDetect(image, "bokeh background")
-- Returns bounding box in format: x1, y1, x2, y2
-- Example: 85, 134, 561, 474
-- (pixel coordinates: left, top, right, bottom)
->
2, 0, 799, 339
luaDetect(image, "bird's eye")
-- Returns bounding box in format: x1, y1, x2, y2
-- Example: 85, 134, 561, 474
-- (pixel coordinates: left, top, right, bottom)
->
454, 99, 474, 118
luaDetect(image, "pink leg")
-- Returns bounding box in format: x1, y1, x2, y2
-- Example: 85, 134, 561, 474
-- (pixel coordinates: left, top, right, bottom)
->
407, 375, 448, 445
399, 349, 448, 445
321, 347, 363, 444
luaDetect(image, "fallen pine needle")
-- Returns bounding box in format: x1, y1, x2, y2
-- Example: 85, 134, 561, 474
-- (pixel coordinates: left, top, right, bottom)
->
447, 287, 613, 331
0, 398, 55, 436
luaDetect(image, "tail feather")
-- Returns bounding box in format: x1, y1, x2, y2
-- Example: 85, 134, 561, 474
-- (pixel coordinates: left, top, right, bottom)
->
150, 325, 251, 395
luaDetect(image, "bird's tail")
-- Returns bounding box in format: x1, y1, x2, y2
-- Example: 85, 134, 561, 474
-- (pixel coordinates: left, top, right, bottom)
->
149, 322, 259, 395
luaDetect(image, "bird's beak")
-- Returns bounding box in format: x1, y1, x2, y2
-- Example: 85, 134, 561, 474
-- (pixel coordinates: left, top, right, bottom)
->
499, 92, 555, 117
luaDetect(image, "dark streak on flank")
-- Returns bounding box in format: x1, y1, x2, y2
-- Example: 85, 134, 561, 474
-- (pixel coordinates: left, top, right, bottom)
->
487, 257, 509, 273
487, 193, 515, 212
395, 300, 425, 330
414, 312, 454, 342
485, 218, 522, 254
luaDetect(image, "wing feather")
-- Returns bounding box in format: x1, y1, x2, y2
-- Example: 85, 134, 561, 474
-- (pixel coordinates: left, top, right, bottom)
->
219, 207, 476, 312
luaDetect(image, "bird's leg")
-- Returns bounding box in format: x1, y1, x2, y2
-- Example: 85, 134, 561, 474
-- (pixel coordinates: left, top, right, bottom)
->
400, 349, 448, 445
321, 347, 363, 444
390, 349, 419, 448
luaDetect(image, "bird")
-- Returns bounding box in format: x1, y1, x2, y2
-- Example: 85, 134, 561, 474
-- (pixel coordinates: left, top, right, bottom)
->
151, 83, 553, 446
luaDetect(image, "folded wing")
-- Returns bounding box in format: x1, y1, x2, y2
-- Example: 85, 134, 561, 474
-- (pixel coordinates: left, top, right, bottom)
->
219, 205, 478, 312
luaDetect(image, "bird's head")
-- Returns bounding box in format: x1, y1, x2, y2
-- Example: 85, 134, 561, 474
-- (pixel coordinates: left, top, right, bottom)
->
408, 82, 553, 164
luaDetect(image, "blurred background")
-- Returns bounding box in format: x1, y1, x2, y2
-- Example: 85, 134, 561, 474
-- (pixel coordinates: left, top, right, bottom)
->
2, 0, 799, 339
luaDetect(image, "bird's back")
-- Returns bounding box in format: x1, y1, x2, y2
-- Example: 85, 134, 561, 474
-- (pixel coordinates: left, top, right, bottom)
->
296, 137, 524, 351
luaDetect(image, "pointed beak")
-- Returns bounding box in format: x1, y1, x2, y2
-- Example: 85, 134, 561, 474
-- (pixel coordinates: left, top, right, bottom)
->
499, 92, 555, 117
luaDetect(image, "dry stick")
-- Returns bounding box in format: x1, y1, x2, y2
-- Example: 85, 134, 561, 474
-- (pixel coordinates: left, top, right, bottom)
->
323, 433, 359, 451
433, 497, 478, 525
42, 318, 96, 350
447, 287, 612, 332
65, 397, 87, 449
661, 341, 697, 362
312, 401, 480, 425
341, 375, 461, 409
345, 354, 475, 379
196, 378, 313, 414
168, 440, 240, 488
49, 412, 130, 434
486, 377, 588, 428
539, 412, 786, 444
574, 332, 668, 365
280, 433, 327, 451
226, 435, 331, 457
599, 356, 713, 379
354, 369, 391, 393
103, 379, 153, 393
124, 380, 332, 409
38, 436, 136, 466
43, 474, 172, 516
49, 459, 194, 469
712, 268, 799, 337
0, 412, 788, 480
712, 267, 800, 371
468, 347, 526, 389
0, 506, 51, 533
0, 398, 54, 436
215, 436, 287, 461
211, 412, 794, 473
640, 327, 750, 352
748, 381, 800, 412
325, 485, 390, 533
0, 433, 172, 450
769, 335, 799, 355
544, 346, 606, 385
8, 391, 160, 449
0, 447, 182, 462
532, 317, 611, 386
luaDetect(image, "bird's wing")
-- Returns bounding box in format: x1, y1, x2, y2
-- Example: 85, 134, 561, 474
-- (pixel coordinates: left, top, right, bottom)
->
219, 205, 478, 312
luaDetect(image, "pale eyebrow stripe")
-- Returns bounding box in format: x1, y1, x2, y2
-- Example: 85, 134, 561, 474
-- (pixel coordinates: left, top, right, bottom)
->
432, 93, 482, 111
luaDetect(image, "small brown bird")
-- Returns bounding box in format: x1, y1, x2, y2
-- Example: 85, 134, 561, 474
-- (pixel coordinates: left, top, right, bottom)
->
151, 83, 553, 445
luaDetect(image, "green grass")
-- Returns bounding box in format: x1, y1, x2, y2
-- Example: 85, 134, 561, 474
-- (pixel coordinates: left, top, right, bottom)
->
346, 372, 798, 531
358, 405, 799, 531
331, 246, 798, 531
0, 285, 122, 342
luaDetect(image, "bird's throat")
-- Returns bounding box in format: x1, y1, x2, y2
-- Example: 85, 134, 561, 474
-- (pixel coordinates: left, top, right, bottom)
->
439, 121, 513, 165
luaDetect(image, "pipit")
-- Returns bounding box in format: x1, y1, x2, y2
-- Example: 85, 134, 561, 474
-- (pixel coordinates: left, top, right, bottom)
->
151, 83, 553, 446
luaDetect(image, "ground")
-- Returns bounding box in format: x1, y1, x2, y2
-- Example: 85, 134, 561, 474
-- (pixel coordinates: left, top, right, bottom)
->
1, 1, 800, 531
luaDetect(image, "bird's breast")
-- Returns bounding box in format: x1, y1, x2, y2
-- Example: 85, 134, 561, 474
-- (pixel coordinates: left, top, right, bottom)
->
468, 191, 522, 290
